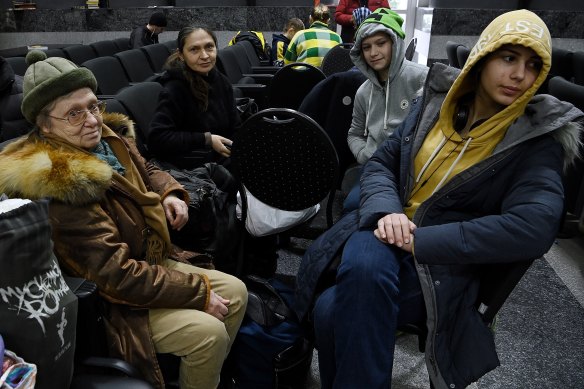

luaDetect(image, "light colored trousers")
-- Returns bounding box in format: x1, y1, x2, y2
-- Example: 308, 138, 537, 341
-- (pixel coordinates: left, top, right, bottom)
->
149, 259, 247, 389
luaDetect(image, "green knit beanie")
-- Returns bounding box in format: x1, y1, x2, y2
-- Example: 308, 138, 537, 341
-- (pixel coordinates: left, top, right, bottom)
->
21, 50, 97, 124
358, 8, 405, 40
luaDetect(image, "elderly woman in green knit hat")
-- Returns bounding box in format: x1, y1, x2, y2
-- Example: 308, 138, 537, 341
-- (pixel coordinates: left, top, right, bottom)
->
0, 50, 247, 389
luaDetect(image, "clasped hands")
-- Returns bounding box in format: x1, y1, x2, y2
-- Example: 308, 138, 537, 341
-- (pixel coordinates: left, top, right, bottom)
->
374, 213, 416, 253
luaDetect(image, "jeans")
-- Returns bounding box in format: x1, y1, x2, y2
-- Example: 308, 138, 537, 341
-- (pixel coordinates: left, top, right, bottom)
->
342, 182, 360, 213
313, 230, 426, 389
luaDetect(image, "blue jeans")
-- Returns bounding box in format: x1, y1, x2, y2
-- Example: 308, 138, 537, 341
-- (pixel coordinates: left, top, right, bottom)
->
342, 182, 360, 213
313, 230, 426, 389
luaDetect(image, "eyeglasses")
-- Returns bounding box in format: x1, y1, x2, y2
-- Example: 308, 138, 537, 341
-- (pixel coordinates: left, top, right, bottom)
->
46, 100, 106, 126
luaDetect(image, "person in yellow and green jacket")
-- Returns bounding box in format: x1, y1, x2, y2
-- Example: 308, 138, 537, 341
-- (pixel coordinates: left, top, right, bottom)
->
284, 4, 342, 68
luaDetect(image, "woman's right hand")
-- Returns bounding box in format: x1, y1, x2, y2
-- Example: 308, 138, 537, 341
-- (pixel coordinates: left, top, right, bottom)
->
205, 290, 230, 321
211, 135, 232, 158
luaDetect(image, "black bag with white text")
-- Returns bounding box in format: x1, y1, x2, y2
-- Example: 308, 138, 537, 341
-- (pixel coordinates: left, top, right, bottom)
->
0, 196, 78, 389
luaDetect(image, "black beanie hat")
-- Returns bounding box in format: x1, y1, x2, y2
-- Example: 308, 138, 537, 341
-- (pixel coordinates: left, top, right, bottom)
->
149, 12, 167, 27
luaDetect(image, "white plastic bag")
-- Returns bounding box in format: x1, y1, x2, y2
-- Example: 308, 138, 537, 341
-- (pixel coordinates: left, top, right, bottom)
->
1, 350, 37, 389
236, 187, 320, 237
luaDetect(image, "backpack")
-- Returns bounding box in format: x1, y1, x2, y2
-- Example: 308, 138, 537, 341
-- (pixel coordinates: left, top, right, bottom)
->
228, 275, 315, 389
155, 161, 243, 274
229, 31, 272, 62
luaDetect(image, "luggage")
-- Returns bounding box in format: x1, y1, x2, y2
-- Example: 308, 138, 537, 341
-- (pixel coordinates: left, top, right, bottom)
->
229, 276, 314, 389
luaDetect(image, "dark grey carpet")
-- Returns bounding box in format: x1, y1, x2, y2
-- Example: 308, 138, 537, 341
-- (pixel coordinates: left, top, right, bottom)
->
276, 244, 584, 388
478, 258, 584, 389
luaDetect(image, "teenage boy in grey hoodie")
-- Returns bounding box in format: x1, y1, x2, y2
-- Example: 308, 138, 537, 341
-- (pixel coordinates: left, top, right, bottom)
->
344, 8, 428, 210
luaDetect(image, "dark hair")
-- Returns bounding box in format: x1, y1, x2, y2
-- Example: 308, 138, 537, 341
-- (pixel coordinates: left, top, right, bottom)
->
164, 26, 218, 111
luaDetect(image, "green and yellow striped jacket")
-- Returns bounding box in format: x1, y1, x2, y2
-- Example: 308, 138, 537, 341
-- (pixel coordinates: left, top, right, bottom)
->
284, 21, 342, 67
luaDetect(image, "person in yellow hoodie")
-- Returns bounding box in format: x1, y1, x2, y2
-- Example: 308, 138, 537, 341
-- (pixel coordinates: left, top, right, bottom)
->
294, 10, 583, 388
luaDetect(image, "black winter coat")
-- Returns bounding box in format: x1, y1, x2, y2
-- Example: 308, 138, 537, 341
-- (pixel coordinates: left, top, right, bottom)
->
148, 66, 239, 169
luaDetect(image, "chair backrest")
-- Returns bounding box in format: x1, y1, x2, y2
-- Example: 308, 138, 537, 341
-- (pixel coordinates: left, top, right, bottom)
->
162, 40, 178, 54
456, 44, 470, 69
227, 43, 253, 74
140, 43, 171, 73
45, 48, 66, 58
321, 43, 354, 77
232, 108, 339, 226
445, 41, 462, 68
548, 76, 584, 111
113, 37, 131, 52
405, 38, 417, 61
269, 63, 326, 110
298, 70, 366, 183
90, 40, 120, 57
5, 56, 27, 76
216, 47, 246, 84
114, 49, 155, 82
63, 44, 98, 65
115, 81, 164, 157
572, 51, 584, 86
81, 56, 130, 95
239, 39, 263, 67
103, 98, 128, 116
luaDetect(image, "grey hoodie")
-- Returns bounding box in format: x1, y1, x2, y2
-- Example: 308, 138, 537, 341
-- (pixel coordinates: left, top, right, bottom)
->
347, 22, 428, 164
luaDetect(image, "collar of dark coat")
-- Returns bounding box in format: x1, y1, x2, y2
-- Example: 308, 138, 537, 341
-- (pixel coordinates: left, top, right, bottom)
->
0, 113, 136, 205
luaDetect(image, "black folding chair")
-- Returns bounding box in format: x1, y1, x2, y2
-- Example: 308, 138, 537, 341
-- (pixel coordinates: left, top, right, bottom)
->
321, 43, 354, 77
231, 108, 340, 247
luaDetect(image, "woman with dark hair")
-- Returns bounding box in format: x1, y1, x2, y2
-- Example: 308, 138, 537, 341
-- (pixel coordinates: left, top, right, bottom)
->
149, 26, 239, 169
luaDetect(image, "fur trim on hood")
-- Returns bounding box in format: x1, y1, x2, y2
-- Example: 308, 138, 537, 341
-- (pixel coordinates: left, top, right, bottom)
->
0, 112, 136, 204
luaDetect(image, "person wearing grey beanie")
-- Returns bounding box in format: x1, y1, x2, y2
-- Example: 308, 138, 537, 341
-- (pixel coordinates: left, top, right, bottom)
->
0, 49, 247, 389
129, 11, 167, 49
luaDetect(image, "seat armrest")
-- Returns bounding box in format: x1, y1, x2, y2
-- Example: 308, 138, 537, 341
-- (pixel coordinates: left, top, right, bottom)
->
250, 66, 280, 75
243, 73, 273, 85
79, 357, 143, 378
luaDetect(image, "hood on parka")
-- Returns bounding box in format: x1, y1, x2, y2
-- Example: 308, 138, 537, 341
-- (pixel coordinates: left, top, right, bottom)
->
0, 112, 136, 205
437, 9, 582, 168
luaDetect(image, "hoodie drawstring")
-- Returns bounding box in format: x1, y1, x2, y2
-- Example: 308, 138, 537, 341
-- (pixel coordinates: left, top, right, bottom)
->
433, 137, 473, 194
415, 134, 474, 194
364, 87, 373, 137
364, 82, 391, 136
383, 80, 390, 131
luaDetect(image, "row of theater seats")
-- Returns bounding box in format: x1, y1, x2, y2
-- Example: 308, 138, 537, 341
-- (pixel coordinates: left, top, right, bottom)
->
3, 37, 132, 76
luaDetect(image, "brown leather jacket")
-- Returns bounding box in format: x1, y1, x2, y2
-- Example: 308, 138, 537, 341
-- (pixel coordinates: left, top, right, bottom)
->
0, 113, 211, 388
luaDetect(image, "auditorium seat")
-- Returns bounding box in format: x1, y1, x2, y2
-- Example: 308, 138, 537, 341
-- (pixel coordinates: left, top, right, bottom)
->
63, 44, 98, 65
114, 49, 156, 82
90, 40, 120, 58
81, 56, 131, 96
5, 56, 27, 76
113, 37, 131, 52
45, 48, 65, 58
140, 43, 171, 73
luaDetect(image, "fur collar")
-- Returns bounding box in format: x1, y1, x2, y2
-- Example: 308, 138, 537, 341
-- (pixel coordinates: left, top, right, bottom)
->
0, 113, 136, 205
